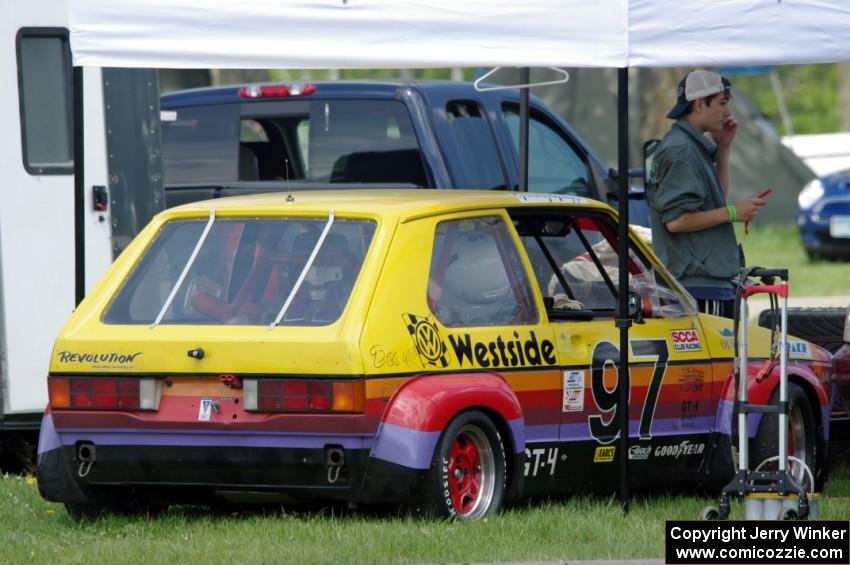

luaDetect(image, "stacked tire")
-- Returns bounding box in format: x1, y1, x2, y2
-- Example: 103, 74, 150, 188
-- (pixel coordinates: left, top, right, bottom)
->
758, 307, 848, 354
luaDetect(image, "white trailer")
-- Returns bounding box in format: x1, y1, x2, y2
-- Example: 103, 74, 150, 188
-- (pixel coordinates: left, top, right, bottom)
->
0, 0, 163, 465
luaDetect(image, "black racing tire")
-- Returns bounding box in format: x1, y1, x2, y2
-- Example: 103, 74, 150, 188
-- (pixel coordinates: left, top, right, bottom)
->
752, 383, 818, 491
419, 410, 506, 520
758, 307, 847, 354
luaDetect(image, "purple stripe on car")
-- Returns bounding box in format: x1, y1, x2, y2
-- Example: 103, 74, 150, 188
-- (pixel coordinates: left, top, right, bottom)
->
37, 414, 61, 455
370, 417, 525, 470
716, 399, 761, 438
57, 428, 373, 450
369, 423, 440, 470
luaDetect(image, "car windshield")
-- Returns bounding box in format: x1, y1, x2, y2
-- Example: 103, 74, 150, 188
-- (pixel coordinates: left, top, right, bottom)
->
102, 215, 376, 326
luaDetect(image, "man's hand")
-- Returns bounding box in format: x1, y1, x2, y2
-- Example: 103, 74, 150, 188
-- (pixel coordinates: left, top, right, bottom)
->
712, 116, 738, 149
733, 196, 766, 222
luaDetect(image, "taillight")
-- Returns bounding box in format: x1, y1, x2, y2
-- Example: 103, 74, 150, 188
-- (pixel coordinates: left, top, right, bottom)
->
48, 377, 161, 410
239, 83, 316, 98
243, 379, 364, 413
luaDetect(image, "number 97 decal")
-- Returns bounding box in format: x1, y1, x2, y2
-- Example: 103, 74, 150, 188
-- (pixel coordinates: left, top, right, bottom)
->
588, 339, 668, 444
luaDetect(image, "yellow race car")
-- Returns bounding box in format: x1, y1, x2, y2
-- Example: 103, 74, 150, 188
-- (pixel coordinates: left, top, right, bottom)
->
36, 190, 833, 520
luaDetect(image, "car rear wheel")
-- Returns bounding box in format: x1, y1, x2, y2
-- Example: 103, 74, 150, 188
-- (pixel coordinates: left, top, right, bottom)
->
420, 410, 506, 520
752, 383, 817, 490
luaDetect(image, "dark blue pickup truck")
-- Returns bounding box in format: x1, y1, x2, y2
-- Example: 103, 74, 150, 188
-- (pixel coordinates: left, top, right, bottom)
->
160, 80, 647, 223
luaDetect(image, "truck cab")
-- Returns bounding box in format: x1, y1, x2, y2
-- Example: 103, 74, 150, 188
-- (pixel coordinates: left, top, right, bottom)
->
160, 81, 647, 223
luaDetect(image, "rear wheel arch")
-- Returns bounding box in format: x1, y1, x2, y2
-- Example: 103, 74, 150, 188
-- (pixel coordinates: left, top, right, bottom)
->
369, 373, 525, 505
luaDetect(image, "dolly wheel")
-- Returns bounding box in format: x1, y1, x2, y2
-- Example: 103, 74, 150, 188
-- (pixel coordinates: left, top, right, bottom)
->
699, 506, 721, 520
778, 507, 798, 520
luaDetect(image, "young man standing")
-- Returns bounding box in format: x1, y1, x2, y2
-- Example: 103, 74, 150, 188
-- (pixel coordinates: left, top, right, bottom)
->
646, 70, 765, 318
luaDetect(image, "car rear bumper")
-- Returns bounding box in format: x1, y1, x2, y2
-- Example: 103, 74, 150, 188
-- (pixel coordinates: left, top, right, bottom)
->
36, 413, 426, 506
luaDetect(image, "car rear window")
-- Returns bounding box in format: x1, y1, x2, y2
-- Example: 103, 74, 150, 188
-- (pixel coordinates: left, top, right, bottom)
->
103, 216, 376, 326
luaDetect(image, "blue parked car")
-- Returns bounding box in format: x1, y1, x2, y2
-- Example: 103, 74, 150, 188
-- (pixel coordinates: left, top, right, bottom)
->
798, 168, 850, 259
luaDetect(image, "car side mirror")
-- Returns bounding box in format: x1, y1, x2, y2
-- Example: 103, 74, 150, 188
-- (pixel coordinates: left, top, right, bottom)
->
628, 291, 645, 324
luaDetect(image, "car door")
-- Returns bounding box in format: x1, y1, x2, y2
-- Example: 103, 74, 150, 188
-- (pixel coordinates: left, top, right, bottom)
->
508, 205, 714, 492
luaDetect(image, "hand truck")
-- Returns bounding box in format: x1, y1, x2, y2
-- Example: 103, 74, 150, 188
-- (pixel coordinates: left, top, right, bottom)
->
701, 267, 816, 520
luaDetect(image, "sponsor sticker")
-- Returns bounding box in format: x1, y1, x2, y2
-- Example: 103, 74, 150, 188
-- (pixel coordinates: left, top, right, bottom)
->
594, 446, 616, 463
670, 329, 702, 352
787, 341, 809, 357
628, 445, 651, 461
402, 313, 557, 369
562, 370, 585, 412
198, 398, 212, 421
56, 350, 142, 369
512, 193, 589, 205
653, 440, 705, 458
718, 327, 734, 350
679, 367, 705, 392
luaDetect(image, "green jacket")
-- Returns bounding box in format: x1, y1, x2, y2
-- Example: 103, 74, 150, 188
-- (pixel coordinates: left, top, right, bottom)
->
646, 119, 741, 290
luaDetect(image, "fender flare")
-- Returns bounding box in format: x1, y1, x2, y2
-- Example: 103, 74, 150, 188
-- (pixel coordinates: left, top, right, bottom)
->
715, 361, 829, 438
369, 372, 525, 472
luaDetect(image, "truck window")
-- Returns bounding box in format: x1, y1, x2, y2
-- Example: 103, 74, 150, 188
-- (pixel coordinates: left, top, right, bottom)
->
503, 105, 592, 197
162, 99, 427, 187
310, 100, 426, 186
16, 29, 73, 174
162, 103, 240, 183
440, 101, 508, 190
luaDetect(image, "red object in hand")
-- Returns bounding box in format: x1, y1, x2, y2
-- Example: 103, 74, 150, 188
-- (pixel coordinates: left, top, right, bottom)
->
745, 188, 773, 234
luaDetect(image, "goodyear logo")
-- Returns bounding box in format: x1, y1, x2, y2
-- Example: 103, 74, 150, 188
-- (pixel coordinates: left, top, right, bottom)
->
594, 446, 616, 463
403, 313, 448, 368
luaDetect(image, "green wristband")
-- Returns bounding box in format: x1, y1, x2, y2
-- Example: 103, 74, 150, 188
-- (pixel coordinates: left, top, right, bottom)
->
727, 205, 737, 223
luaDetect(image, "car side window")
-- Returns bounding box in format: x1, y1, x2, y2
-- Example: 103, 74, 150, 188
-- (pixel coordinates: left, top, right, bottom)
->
503, 104, 592, 197
428, 216, 538, 327
511, 210, 694, 319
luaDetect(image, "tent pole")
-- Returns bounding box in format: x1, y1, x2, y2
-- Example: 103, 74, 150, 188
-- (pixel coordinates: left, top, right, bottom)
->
519, 67, 530, 192
73, 66, 85, 306
616, 66, 631, 513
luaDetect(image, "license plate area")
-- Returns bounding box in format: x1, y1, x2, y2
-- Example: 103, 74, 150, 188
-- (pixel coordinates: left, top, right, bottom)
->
829, 216, 850, 238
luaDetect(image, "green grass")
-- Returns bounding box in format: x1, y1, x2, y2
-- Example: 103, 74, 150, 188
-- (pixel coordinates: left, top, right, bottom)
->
737, 224, 850, 297
3, 465, 849, 565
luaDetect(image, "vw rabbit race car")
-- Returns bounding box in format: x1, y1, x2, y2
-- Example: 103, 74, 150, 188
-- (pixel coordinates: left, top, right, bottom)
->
37, 190, 833, 520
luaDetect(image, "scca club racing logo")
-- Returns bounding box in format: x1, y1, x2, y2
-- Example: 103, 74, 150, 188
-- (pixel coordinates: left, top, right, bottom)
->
403, 313, 448, 368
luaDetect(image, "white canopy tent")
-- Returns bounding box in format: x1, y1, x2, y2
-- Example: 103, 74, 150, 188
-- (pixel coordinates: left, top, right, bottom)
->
67, 0, 850, 509
71, 0, 850, 69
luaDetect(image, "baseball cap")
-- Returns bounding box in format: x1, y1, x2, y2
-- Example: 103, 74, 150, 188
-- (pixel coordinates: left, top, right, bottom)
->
667, 70, 732, 119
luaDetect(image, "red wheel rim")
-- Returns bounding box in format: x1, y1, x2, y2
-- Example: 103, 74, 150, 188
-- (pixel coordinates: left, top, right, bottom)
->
448, 432, 482, 515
